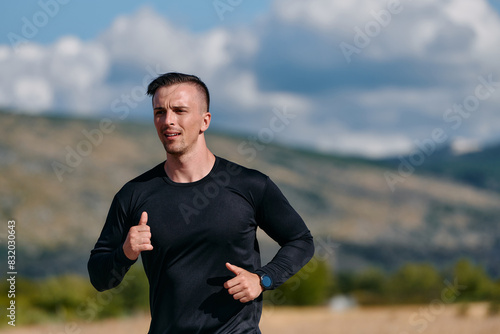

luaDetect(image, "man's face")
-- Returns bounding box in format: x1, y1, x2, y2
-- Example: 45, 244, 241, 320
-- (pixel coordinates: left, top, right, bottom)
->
152, 83, 210, 156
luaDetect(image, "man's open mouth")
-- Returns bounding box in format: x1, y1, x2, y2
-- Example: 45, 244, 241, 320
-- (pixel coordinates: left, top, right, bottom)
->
164, 132, 181, 139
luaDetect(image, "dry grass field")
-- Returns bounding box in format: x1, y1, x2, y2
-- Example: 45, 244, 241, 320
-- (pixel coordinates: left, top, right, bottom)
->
4, 304, 499, 334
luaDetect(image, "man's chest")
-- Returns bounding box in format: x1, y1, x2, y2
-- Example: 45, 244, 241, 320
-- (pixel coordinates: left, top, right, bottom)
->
136, 184, 258, 253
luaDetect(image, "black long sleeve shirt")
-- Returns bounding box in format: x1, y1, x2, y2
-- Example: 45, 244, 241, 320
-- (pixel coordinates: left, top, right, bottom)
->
88, 156, 314, 333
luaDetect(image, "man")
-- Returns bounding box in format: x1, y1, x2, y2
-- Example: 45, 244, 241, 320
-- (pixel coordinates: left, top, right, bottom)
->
88, 72, 314, 333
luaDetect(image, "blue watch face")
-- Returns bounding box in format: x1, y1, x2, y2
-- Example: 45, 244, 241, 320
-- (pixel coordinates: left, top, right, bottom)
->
261, 275, 272, 288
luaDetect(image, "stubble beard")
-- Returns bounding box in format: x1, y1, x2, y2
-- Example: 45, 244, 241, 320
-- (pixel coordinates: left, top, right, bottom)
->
162, 139, 186, 156
159, 130, 203, 158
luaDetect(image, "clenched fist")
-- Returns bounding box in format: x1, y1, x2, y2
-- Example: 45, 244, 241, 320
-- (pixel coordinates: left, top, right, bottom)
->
123, 211, 153, 260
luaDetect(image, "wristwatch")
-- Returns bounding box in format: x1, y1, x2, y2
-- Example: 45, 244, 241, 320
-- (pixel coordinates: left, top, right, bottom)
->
260, 274, 273, 290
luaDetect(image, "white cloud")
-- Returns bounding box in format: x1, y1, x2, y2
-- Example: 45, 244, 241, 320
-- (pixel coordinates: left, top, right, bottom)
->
0, 36, 110, 114
49, 37, 109, 90
334, 132, 414, 158
273, 0, 374, 33
357, 87, 456, 119
442, 0, 500, 55
218, 70, 311, 115
451, 136, 481, 155
273, 0, 500, 66
12, 77, 53, 113
282, 117, 413, 158
97, 7, 234, 78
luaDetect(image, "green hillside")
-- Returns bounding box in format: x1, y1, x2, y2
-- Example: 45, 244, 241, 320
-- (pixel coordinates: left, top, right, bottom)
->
1, 110, 500, 278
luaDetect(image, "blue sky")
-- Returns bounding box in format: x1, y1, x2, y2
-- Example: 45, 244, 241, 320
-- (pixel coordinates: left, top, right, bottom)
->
1, 0, 500, 157
0, 1, 272, 43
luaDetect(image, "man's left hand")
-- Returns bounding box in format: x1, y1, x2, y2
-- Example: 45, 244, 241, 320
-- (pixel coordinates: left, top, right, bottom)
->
224, 262, 263, 303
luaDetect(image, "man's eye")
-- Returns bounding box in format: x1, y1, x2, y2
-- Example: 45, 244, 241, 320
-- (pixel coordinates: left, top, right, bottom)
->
155, 110, 165, 115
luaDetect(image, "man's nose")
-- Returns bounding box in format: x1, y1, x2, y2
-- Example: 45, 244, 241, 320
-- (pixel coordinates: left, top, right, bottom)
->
165, 110, 175, 125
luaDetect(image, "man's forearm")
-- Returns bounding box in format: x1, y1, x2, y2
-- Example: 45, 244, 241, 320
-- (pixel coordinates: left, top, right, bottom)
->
88, 246, 136, 292
256, 231, 314, 290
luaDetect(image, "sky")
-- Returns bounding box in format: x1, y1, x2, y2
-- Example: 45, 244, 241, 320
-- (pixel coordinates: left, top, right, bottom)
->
1, 0, 500, 158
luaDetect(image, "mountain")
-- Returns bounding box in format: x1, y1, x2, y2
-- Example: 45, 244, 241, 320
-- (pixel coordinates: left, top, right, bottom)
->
2, 110, 500, 278
379, 141, 500, 193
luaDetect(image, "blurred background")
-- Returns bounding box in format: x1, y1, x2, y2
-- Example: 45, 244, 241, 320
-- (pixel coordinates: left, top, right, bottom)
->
1, 0, 500, 333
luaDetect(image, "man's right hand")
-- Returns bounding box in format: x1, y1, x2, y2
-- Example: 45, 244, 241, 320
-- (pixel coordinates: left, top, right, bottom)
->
123, 211, 153, 260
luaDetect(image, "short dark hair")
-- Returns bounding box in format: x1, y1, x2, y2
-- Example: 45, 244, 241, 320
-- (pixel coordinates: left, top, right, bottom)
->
146, 72, 210, 113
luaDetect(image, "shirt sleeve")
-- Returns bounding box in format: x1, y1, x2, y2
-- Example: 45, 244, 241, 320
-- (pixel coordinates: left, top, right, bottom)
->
87, 194, 137, 292
254, 177, 314, 289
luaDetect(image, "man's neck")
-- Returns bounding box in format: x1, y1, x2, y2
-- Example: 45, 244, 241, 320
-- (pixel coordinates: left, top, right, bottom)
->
164, 147, 216, 183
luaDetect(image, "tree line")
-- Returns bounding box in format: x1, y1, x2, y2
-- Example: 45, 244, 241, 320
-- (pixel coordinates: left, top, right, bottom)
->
1, 257, 499, 326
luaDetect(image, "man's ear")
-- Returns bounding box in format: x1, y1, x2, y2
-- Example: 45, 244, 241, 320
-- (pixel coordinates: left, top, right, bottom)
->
200, 112, 211, 133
